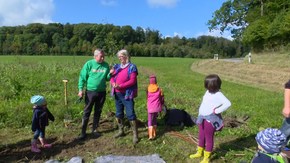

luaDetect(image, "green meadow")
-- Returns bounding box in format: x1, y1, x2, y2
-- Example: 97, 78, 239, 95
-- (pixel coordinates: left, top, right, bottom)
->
0, 55, 284, 162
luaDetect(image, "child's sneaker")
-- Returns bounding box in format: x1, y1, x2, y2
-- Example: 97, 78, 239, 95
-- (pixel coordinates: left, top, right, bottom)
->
39, 138, 52, 148
42, 143, 52, 148
31, 141, 41, 153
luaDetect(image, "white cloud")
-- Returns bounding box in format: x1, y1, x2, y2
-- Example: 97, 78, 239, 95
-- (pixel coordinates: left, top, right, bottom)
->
196, 29, 233, 40
163, 32, 182, 38
100, 0, 117, 6
0, 0, 54, 26
147, 0, 180, 8
173, 32, 182, 37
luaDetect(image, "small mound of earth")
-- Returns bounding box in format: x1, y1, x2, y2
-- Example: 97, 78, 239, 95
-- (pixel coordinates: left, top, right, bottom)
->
224, 115, 249, 128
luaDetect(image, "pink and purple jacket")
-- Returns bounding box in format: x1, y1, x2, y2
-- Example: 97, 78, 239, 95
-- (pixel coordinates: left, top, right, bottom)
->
147, 84, 164, 113
110, 63, 138, 99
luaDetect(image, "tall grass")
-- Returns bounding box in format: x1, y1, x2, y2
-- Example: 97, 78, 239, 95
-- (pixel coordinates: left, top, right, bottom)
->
0, 55, 284, 162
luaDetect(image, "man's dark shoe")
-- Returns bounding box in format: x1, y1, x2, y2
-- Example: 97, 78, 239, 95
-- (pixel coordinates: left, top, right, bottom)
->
77, 134, 87, 141
92, 130, 101, 138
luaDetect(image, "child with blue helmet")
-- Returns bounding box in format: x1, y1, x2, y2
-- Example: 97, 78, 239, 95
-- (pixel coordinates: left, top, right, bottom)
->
30, 95, 55, 153
252, 128, 287, 163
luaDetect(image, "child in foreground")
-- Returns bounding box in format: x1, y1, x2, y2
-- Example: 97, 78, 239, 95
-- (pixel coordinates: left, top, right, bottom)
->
252, 128, 287, 163
146, 75, 164, 140
189, 74, 231, 163
30, 95, 55, 153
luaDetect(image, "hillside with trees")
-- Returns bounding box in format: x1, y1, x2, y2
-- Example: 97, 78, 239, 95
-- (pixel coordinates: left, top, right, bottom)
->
0, 23, 246, 58
0, 0, 289, 57
208, 0, 290, 52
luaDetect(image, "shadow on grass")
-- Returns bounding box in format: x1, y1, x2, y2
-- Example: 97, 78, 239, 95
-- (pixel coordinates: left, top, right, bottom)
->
211, 134, 257, 162
0, 132, 105, 162
0, 116, 130, 162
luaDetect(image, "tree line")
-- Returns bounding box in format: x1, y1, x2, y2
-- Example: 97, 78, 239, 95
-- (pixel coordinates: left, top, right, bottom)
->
0, 23, 248, 58
1, 0, 289, 56
208, 0, 290, 52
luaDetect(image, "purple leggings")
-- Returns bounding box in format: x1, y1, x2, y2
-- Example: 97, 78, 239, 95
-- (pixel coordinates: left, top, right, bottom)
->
198, 120, 215, 152
147, 112, 158, 126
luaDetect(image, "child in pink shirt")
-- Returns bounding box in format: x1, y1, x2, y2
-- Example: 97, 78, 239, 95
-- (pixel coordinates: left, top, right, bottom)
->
146, 75, 164, 140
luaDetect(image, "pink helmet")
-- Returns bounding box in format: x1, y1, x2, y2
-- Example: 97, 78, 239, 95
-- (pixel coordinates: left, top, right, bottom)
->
149, 75, 157, 84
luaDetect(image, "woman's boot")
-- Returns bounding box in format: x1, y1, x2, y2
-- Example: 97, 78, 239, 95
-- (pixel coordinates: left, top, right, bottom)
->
130, 120, 139, 144
114, 118, 125, 138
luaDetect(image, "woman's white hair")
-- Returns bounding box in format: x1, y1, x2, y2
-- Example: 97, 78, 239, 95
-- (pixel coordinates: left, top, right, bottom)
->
117, 49, 130, 62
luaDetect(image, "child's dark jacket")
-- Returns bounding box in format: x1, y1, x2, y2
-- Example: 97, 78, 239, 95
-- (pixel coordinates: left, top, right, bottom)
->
252, 151, 281, 163
32, 106, 54, 132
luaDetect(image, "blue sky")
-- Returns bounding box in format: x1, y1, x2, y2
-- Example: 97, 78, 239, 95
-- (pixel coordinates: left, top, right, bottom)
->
0, 0, 231, 39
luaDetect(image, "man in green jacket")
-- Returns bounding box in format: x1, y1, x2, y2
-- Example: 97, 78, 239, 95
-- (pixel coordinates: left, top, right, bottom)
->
77, 49, 112, 140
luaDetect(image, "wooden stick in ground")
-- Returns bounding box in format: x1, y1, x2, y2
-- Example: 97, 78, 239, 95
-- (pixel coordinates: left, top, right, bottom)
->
62, 79, 68, 105
168, 131, 198, 145
185, 130, 199, 141
188, 136, 198, 145
185, 130, 199, 145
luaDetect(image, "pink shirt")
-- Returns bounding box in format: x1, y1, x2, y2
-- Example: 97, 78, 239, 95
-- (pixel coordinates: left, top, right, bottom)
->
110, 66, 137, 93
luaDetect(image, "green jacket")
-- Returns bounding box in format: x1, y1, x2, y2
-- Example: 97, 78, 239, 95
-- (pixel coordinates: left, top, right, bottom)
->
78, 59, 111, 92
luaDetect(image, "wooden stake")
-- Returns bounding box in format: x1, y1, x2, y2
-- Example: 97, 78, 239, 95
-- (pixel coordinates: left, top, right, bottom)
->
62, 79, 68, 105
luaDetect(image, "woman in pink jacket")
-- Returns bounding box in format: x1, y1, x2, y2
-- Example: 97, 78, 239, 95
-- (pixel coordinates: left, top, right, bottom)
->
110, 49, 139, 144
146, 75, 164, 140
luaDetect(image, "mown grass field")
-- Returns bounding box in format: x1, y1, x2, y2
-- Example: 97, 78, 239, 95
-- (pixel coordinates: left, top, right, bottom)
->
0, 54, 288, 162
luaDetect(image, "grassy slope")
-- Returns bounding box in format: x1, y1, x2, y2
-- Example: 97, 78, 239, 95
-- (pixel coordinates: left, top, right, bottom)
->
0, 54, 288, 162
135, 56, 286, 162
191, 53, 290, 92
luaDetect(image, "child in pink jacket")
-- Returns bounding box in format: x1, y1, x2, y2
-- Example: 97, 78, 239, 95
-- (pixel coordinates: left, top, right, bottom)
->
146, 75, 164, 140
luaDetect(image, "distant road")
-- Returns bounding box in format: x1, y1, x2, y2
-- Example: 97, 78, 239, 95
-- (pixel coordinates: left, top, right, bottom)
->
221, 58, 244, 63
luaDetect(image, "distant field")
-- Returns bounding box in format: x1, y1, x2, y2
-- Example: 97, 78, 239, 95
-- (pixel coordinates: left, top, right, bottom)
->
0, 55, 286, 162
192, 53, 290, 92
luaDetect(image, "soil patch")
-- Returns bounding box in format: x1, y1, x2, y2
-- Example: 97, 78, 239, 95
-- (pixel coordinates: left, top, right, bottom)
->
0, 112, 148, 163
0, 111, 248, 162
